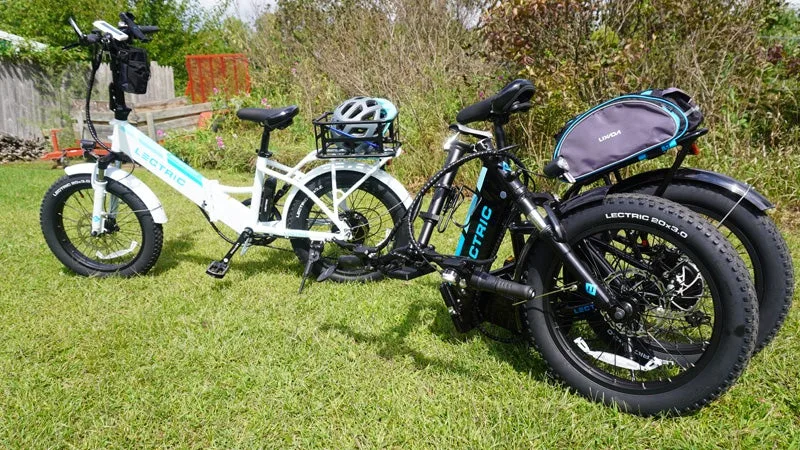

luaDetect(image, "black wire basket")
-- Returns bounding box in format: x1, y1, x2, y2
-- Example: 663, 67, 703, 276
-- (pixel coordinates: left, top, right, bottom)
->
313, 112, 400, 159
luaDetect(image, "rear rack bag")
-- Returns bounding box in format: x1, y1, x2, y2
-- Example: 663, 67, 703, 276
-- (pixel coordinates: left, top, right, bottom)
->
551, 88, 703, 183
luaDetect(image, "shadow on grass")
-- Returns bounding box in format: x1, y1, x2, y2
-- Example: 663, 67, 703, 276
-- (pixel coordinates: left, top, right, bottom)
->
321, 297, 550, 383
152, 232, 302, 278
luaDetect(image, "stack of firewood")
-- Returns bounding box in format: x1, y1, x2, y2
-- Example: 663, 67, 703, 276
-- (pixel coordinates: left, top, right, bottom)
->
0, 134, 45, 163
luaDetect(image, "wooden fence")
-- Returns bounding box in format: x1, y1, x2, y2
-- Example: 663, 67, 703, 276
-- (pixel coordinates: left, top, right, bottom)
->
74, 98, 212, 140
0, 62, 61, 140
0, 60, 176, 140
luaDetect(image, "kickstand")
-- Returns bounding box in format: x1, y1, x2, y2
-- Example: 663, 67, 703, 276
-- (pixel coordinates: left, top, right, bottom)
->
206, 228, 253, 279
299, 241, 323, 293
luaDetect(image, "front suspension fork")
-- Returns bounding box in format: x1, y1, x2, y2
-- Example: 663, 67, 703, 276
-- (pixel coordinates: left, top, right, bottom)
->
89, 159, 122, 236
505, 173, 623, 316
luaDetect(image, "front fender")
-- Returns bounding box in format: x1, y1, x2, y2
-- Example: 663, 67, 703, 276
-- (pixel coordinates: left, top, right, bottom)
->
609, 168, 774, 211
64, 163, 168, 223
281, 161, 412, 219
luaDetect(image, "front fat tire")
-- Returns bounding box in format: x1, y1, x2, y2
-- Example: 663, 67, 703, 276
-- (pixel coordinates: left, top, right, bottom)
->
523, 194, 757, 416
40, 174, 163, 277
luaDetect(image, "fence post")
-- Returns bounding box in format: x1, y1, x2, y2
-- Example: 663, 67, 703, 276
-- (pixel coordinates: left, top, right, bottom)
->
146, 112, 156, 139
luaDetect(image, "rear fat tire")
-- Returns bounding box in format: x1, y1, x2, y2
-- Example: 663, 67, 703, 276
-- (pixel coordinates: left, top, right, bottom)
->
523, 194, 758, 416
40, 174, 163, 277
632, 181, 793, 352
287, 171, 407, 282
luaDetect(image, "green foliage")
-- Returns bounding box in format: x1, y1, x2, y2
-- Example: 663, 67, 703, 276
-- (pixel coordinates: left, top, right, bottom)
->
0, 0, 233, 91
224, 0, 495, 186
480, 0, 800, 169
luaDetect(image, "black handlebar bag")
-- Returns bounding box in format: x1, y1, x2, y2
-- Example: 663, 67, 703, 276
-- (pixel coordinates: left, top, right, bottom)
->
117, 47, 151, 94
551, 88, 703, 183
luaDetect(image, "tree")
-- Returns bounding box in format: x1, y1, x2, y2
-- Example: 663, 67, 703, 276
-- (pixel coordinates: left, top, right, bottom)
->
0, 0, 233, 90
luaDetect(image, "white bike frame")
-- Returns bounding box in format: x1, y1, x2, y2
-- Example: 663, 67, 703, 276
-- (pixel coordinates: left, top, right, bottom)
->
84, 118, 407, 242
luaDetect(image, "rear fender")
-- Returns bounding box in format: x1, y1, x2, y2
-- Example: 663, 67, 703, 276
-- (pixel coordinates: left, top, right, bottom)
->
281, 161, 412, 220
64, 163, 168, 223
609, 168, 773, 211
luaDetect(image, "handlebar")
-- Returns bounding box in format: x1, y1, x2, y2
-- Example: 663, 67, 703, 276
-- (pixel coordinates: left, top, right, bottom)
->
62, 13, 157, 51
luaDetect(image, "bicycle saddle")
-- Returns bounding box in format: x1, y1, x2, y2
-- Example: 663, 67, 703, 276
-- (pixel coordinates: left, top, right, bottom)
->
237, 106, 299, 131
456, 79, 535, 125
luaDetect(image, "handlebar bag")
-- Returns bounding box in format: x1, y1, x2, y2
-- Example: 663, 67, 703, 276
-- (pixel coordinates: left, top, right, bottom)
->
117, 47, 150, 94
551, 88, 703, 183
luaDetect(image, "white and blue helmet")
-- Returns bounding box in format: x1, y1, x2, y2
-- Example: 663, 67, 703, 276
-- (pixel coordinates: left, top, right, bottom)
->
332, 96, 397, 138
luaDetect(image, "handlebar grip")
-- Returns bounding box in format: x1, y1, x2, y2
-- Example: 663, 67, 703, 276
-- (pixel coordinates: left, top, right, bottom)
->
543, 159, 566, 179
468, 271, 535, 300
119, 12, 147, 41
139, 25, 160, 34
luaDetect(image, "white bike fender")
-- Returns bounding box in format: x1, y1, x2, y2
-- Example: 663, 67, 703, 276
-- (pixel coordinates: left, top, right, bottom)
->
64, 163, 168, 223
281, 161, 412, 217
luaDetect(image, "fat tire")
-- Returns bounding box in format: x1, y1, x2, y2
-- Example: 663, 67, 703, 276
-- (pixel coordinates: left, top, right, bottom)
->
632, 182, 793, 352
523, 194, 758, 416
287, 171, 407, 282
40, 174, 163, 277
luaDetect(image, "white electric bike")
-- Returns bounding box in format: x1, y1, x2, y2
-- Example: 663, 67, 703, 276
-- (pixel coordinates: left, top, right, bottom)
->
40, 14, 411, 288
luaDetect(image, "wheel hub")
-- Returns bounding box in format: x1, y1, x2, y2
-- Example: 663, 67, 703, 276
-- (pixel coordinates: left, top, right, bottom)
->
341, 210, 370, 244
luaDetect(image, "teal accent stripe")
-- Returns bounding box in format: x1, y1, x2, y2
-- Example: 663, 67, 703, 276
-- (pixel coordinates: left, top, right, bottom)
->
167, 153, 203, 186
455, 167, 488, 256
121, 123, 204, 187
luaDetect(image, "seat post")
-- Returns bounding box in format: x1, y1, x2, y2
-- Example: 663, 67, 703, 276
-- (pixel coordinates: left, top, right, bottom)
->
258, 128, 273, 158
493, 117, 509, 149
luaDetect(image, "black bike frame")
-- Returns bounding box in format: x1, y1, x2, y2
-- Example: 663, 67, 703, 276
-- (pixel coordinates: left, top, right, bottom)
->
404, 134, 619, 318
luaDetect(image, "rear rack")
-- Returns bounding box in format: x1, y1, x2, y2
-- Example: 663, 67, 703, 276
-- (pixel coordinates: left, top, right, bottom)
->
313, 112, 400, 159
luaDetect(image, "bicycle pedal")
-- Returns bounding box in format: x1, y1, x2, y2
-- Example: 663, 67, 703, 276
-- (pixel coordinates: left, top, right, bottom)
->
206, 260, 230, 278
317, 264, 336, 282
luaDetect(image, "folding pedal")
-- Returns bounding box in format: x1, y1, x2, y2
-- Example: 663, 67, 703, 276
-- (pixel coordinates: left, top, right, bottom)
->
206, 228, 252, 279
206, 260, 230, 278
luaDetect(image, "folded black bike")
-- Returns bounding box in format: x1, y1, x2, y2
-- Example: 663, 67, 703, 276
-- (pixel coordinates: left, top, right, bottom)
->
320, 80, 758, 416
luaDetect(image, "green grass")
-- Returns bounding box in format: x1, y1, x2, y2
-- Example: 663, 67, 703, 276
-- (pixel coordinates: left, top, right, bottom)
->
1, 161, 799, 448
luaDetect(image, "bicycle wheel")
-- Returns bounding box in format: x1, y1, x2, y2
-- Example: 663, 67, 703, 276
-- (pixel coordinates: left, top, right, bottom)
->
523, 194, 757, 416
287, 171, 407, 282
40, 174, 163, 277
631, 181, 793, 353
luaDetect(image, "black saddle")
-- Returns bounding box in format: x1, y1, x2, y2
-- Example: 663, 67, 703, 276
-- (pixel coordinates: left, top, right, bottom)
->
456, 79, 535, 125
237, 106, 299, 131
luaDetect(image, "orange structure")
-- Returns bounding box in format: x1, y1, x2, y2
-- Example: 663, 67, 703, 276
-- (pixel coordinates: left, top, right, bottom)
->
41, 129, 110, 166
185, 54, 252, 103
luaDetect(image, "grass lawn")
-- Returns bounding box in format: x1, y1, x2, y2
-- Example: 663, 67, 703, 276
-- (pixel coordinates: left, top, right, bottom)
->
1, 161, 798, 448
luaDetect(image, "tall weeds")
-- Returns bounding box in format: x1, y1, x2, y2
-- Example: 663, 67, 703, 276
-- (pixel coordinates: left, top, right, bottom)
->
192, 0, 799, 209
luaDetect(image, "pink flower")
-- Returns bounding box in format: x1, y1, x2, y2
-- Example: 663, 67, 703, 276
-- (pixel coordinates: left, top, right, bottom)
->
261, 98, 271, 108
215, 136, 225, 149
156, 129, 165, 138
291, 67, 297, 76
478, 90, 485, 100
213, 87, 219, 95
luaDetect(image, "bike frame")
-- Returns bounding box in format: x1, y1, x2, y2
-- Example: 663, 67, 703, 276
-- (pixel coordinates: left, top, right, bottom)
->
88, 118, 399, 242
395, 125, 616, 310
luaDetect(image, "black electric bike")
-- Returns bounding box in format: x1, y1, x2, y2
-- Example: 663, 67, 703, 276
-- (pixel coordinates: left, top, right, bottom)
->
293, 80, 759, 416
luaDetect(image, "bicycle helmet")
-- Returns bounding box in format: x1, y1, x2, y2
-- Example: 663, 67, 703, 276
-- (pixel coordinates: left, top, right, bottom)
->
331, 96, 398, 139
